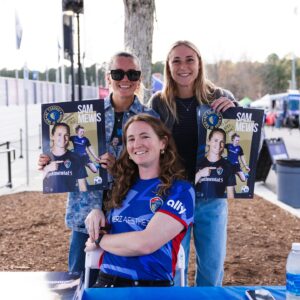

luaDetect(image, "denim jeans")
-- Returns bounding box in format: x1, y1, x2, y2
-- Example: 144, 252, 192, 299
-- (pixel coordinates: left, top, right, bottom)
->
69, 230, 98, 286
174, 196, 228, 286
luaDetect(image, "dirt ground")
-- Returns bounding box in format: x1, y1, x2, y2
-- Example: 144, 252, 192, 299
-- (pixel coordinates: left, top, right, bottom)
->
1, 191, 300, 286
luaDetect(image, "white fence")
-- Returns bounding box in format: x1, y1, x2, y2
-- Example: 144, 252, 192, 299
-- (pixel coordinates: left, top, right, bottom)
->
0, 76, 99, 106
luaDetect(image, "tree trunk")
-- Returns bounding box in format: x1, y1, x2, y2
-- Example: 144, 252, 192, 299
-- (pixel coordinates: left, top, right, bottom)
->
123, 0, 155, 103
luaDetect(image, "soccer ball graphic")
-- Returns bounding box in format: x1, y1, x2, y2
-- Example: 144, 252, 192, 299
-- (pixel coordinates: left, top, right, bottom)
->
241, 185, 249, 193
94, 176, 102, 185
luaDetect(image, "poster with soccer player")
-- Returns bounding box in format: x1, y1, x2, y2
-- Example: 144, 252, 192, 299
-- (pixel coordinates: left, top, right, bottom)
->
195, 105, 264, 199
41, 100, 107, 193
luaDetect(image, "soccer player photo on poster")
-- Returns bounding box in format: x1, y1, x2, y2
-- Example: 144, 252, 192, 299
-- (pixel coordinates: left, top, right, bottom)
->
196, 105, 264, 199
41, 100, 107, 193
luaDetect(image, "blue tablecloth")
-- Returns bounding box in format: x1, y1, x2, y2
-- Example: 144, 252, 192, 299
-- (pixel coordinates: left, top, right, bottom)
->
83, 286, 285, 300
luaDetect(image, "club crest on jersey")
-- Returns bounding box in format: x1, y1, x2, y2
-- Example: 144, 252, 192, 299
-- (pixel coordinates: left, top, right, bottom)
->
43, 105, 64, 125
150, 197, 163, 213
216, 167, 223, 175
64, 159, 71, 168
202, 109, 222, 130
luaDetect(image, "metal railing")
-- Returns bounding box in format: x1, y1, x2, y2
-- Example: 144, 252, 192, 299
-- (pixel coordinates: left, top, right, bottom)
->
0, 142, 16, 188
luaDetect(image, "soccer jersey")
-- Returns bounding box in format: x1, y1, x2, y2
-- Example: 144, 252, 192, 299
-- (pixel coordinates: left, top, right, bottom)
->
70, 136, 91, 156
43, 150, 87, 193
196, 157, 236, 198
100, 177, 195, 281
225, 143, 244, 165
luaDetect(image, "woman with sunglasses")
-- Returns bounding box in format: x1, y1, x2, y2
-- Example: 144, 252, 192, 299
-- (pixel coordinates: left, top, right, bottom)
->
39, 51, 158, 284
85, 114, 194, 287
149, 40, 237, 287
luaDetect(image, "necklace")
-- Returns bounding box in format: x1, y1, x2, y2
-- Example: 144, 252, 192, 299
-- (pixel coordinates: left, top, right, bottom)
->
177, 99, 195, 112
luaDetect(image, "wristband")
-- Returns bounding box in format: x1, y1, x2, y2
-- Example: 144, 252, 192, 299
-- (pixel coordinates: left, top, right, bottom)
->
95, 234, 104, 247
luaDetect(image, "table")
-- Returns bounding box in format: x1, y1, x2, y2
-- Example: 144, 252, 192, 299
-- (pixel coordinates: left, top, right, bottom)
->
83, 286, 285, 300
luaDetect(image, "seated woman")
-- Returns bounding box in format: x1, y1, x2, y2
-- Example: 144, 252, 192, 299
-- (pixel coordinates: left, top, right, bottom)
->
85, 114, 195, 287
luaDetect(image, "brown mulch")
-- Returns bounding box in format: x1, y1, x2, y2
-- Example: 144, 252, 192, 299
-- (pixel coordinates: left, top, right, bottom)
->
1, 191, 300, 286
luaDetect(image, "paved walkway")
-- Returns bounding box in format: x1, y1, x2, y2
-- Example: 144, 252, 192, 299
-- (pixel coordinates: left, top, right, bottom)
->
1, 105, 300, 218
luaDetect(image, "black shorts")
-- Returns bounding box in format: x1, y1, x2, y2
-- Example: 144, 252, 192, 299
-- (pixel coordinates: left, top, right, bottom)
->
93, 271, 174, 288
80, 153, 92, 165
232, 163, 242, 173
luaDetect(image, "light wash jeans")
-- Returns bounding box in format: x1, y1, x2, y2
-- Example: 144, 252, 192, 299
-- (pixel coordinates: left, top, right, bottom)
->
174, 196, 228, 286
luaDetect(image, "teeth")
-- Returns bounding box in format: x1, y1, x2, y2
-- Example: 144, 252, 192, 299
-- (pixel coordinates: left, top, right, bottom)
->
135, 151, 145, 155
179, 73, 189, 77
119, 84, 130, 88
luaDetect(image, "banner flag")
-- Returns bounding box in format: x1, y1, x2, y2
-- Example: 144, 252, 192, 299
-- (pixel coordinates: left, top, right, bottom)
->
15, 11, 23, 50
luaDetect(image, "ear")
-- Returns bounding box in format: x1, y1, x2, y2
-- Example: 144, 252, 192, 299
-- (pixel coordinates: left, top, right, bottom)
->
106, 73, 111, 85
161, 136, 168, 150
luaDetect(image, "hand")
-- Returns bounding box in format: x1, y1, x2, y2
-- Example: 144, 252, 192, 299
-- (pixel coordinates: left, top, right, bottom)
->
85, 208, 106, 241
84, 237, 105, 254
195, 167, 216, 184
38, 154, 51, 170
43, 160, 64, 178
245, 166, 251, 172
211, 97, 235, 113
99, 152, 116, 174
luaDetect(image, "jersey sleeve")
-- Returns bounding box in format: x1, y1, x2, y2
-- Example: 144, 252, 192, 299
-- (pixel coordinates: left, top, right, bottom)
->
85, 137, 91, 147
239, 146, 244, 156
158, 181, 195, 229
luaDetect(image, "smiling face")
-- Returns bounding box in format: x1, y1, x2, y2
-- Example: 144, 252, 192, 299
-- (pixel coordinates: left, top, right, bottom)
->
168, 44, 199, 91
208, 131, 225, 157
232, 136, 240, 146
107, 56, 141, 101
126, 121, 166, 176
51, 125, 70, 150
77, 128, 85, 138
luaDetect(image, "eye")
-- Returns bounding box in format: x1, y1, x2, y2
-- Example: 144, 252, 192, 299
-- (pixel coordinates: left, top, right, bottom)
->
171, 59, 181, 64
186, 57, 195, 63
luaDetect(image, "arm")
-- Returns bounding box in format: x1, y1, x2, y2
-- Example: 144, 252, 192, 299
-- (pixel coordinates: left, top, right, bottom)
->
87, 146, 100, 162
78, 178, 87, 192
195, 166, 216, 184
226, 186, 235, 199
240, 155, 250, 171
100, 212, 184, 257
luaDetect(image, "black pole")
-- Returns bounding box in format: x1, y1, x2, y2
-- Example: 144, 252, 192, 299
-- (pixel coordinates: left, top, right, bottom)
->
6, 142, 12, 188
19, 128, 23, 158
70, 16, 75, 102
76, 12, 82, 101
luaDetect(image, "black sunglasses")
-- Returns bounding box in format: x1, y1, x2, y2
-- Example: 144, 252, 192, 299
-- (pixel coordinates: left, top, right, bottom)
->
110, 69, 141, 81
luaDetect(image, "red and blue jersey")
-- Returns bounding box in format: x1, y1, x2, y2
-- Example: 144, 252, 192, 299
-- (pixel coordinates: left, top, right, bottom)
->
100, 177, 194, 281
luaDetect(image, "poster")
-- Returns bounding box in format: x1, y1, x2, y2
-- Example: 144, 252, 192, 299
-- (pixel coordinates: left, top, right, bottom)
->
196, 105, 264, 199
41, 100, 107, 193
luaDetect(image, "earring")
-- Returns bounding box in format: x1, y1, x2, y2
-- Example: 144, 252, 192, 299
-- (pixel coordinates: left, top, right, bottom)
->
160, 149, 165, 154
128, 155, 132, 160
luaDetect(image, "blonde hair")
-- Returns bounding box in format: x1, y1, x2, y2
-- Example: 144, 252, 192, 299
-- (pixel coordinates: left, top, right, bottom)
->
106, 51, 144, 101
160, 40, 217, 120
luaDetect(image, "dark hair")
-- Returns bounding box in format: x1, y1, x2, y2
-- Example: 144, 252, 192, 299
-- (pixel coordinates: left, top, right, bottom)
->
106, 114, 186, 210
75, 125, 84, 133
208, 127, 226, 141
231, 133, 240, 141
51, 122, 70, 136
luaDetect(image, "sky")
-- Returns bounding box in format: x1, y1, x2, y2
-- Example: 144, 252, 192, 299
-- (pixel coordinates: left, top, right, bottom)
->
1, 0, 300, 71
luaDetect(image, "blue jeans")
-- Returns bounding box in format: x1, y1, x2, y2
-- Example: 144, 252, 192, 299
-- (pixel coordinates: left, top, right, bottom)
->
174, 197, 228, 286
69, 230, 98, 286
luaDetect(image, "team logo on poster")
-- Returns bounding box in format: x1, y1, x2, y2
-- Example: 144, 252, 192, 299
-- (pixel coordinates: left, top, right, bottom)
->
150, 197, 163, 213
64, 159, 71, 169
202, 109, 222, 130
43, 105, 64, 125
216, 167, 223, 175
